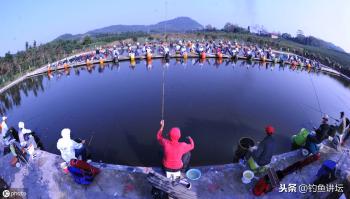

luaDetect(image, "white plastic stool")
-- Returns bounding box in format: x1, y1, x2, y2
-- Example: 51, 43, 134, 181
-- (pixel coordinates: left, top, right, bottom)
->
166, 171, 181, 199
166, 171, 181, 181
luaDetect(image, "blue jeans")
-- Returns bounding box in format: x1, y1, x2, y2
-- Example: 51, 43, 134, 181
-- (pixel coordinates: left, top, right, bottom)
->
75, 146, 87, 161
305, 135, 320, 154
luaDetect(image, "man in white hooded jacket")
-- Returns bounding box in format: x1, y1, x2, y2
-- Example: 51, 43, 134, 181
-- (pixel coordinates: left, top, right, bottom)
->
1, 116, 9, 146
18, 121, 37, 149
57, 128, 87, 162
1, 116, 8, 135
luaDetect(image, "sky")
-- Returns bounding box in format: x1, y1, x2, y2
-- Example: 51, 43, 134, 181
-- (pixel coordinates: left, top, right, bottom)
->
0, 0, 350, 56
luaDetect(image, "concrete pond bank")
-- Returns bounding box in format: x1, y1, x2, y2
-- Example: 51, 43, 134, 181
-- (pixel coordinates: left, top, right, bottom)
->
0, 140, 349, 199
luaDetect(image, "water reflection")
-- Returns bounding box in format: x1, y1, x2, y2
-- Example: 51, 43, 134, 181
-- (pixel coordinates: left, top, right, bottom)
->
0, 58, 342, 116
0, 76, 44, 115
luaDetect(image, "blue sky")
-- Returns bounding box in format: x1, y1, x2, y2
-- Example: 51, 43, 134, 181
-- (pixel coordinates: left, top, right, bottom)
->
0, 0, 349, 55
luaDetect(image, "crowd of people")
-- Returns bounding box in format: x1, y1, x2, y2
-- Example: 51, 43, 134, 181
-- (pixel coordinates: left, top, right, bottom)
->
47, 39, 322, 71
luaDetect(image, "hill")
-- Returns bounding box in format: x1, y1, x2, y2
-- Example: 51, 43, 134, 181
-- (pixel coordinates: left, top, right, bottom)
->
56, 17, 203, 40
282, 35, 346, 53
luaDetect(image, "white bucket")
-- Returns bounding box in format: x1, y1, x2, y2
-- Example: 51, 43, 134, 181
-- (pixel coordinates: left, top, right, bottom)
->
328, 136, 334, 141
166, 171, 181, 181
60, 162, 67, 169
242, 170, 254, 184
301, 148, 309, 156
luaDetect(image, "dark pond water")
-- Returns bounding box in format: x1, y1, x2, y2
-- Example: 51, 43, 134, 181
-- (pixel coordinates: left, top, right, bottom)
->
1, 59, 350, 166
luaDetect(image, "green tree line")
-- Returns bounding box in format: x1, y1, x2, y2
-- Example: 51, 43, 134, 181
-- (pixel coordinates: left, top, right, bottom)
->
0, 32, 149, 88
197, 24, 350, 72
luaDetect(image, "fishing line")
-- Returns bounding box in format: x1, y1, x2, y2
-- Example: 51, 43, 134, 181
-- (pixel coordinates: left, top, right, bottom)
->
308, 74, 322, 117
161, 67, 165, 120
302, 103, 338, 121
297, 102, 315, 128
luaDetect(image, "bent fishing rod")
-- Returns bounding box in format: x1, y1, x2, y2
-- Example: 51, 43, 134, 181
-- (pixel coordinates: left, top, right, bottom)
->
307, 74, 340, 122
302, 103, 338, 121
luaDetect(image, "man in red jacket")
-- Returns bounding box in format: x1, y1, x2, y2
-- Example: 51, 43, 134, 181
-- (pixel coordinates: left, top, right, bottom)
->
157, 120, 194, 172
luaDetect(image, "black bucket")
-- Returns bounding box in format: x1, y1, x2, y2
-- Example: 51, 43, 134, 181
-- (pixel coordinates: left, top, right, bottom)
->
4, 127, 19, 142
0, 177, 9, 190
233, 137, 255, 163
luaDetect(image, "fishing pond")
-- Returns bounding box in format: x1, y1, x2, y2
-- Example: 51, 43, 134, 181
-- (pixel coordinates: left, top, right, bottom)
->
1, 59, 350, 166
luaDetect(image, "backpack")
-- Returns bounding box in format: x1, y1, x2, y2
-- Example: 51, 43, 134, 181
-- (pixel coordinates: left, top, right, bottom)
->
70, 159, 100, 176
253, 176, 272, 196
292, 128, 309, 146
314, 160, 336, 185
68, 166, 94, 185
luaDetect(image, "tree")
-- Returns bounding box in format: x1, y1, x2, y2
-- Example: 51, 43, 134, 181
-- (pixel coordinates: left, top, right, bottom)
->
4, 51, 13, 62
223, 23, 235, 32
296, 29, 304, 37
33, 40, 37, 48
223, 22, 248, 33
25, 41, 29, 51
281, 33, 292, 39
204, 24, 216, 31
148, 36, 154, 41
205, 24, 212, 29
205, 24, 215, 31
82, 36, 93, 45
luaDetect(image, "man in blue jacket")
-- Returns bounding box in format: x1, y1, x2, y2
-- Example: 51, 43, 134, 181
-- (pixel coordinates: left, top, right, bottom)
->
246, 125, 275, 172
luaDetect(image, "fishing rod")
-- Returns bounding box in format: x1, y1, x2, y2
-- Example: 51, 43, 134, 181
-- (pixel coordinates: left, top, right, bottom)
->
88, 132, 94, 146
302, 103, 338, 121
77, 132, 94, 146
161, 66, 165, 120
13, 143, 32, 169
307, 74, 342, 123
